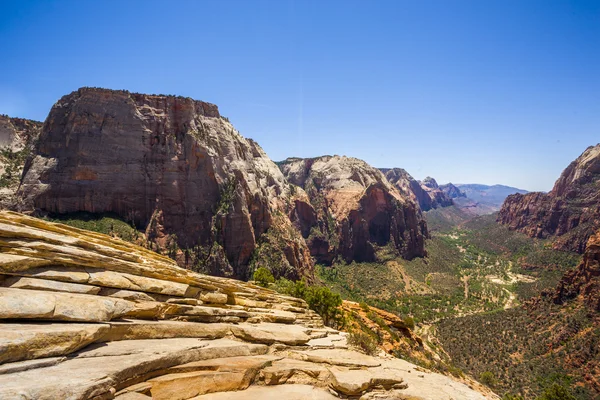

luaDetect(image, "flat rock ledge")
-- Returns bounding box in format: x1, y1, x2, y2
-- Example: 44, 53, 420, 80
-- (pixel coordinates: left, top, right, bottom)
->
0, 212, 494, 399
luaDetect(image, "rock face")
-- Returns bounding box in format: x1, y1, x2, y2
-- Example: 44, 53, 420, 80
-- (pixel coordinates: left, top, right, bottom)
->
553, 230, 600, 311
0, 115, 42, 208
279, 157, 428, 264
16, 88, 312, 280
440, 183, 466, 199
0, 211, 493, 400
498, 144, 600, 253
382, 169, 453, 212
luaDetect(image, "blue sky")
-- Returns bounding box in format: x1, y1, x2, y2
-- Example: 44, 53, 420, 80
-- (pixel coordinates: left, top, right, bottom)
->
1, 0, 599, 191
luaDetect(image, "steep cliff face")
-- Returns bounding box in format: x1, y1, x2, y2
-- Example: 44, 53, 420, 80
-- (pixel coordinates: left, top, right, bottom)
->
498, 144, 600, 253
553, 230, 600, 311
279, 157, 428, 264
17, 88, 312, 280
381, 169, 453, 212
0, 115, 42, 208
420, 177, 453, 209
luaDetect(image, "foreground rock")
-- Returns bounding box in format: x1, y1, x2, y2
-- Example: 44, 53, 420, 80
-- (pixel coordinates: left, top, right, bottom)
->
279, 156, 428, 264
498, 144, 600, 253
16, 87, 312, 280
0, 211, 494, 399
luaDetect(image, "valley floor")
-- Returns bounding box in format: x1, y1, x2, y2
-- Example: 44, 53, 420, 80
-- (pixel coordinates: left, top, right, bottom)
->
318, 210, 597, 399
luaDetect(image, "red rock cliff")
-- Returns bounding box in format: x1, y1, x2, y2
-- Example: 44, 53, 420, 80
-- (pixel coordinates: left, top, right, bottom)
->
498, 144, 600, 253
279, 156, 428, 264
17, 88, 313, 280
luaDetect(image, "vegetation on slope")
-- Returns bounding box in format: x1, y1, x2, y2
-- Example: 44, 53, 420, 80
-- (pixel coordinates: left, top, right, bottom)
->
437, 300, 599, 399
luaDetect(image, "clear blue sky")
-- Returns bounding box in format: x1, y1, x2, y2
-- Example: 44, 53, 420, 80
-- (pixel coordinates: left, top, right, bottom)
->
1, 0, 599, 191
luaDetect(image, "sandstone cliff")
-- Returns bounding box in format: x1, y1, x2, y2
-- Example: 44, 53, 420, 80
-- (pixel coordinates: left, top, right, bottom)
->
0, 115, 42, 208
498, 144, 600, 253
279, 157, 428, 264
553, 229, 600, 311
381, 169, 453, 212
16, 88, 312, 280
0, 211, 493, 399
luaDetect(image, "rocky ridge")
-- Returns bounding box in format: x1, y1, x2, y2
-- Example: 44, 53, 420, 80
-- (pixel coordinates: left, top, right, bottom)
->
439, 183, 466, 199
381, 169, 453, 212
498, 144, 600, 253
16, 88, 313, 280
0, 211, 493, 399
279, 157, 428, 264
0, 115, 42, 208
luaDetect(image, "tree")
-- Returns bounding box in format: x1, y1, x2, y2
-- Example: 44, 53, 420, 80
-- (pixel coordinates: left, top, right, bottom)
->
253, 267, 274, 287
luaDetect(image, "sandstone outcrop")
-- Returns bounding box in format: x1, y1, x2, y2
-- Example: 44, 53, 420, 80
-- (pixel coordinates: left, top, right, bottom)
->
0, 211, 493, 399
0, 115, 42, 208
16, 88, 312, 280
381, 169, 453, 212
553, 229, 600, 311
279, 157, 428, 264
498, 144, 600, 253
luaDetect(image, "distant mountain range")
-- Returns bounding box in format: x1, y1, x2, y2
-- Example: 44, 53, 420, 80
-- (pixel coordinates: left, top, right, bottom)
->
443, 184, 529, 215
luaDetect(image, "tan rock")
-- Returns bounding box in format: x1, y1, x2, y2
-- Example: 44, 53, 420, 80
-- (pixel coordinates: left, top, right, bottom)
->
2, 276, 101, 295
0, 288, 134, 322
289, 348, 381, 367
148, 370, 248, 400
105, 320, 231, 341
0, 287, 55, 319
191, 384, 339, 399
260, 358, 331, 385
199, 292, 228, 304
0, 323, 109, 363
231, 323, 310, 345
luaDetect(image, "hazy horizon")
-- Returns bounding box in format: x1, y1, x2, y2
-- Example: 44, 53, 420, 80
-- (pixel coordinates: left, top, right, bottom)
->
1, 0, 598, 192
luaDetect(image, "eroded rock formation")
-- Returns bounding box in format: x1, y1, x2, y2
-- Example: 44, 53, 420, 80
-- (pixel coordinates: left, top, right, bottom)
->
0, 211, 492, 399
553, 230, 600, 311
0, 115, 42, 208
498, 144, 600, 253
16, 88, 312, 280
279, 157, 428, 264
381, 169, 453, 212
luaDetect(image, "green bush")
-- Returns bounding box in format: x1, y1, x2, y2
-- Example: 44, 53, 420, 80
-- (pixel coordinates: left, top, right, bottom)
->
253, 267, 275, 287
403, 316, 415, 330
274, 278, 343, 328
536, 383, 576, 400
480, 371, 497, 388
347, 330, 378, 355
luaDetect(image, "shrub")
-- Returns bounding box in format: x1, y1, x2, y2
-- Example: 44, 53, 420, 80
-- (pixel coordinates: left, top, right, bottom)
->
253, 267, 275, 287
274, 278, 344, 328
480, 371, 497, 388
403, 316, 415, 330
347, 330, 378, 356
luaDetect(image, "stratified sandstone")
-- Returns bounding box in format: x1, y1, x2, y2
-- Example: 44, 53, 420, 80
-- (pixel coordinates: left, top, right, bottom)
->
498, 144, 600, 253
279, 157, 428, 264
0, 115, 42, 208
16, 88, 312, 279
0, 211, 493, 399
